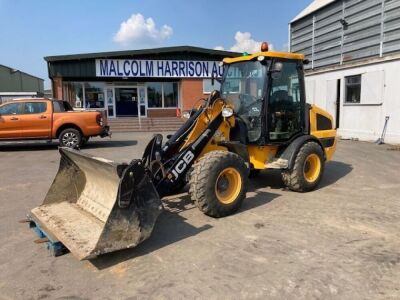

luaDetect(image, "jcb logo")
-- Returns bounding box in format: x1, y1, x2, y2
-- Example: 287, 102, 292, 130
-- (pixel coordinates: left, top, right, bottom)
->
171, 151, 194, 179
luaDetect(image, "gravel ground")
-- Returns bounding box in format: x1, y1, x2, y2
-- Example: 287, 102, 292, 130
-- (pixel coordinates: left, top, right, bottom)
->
0, 133, 399, 300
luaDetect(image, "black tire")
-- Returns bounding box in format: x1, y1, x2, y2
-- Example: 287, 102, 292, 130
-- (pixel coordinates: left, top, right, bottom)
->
281, 141, 325, 192
59, 128, 82, 148
249, 169, 261, 178
189, 151, 249, 218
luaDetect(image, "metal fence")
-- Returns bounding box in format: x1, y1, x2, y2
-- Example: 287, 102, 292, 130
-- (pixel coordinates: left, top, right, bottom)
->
290, 0, 400, 69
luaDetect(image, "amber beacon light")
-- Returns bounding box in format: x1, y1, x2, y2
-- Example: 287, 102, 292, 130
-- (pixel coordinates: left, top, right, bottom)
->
261, 42, 269, 52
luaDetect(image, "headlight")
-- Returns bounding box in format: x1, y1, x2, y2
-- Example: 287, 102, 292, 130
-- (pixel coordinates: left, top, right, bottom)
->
182, 111, 191, 119
222, 107, 234, 118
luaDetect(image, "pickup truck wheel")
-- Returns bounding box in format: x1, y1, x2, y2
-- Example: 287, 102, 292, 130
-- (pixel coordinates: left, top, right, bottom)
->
59, 128, 82, 148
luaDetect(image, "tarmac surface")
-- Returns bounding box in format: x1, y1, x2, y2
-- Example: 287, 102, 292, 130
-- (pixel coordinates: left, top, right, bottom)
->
0, 133, 399, 300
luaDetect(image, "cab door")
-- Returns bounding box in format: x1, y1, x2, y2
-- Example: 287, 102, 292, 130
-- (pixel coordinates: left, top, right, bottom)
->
267, 59, 305, 142
0, 102, 24, 139
18, 101, 52, 138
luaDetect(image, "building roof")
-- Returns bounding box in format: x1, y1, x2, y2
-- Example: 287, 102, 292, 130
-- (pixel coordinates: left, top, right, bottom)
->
291, 0, 336, 23
0, 64, 44, 81
44, 46, 240, 62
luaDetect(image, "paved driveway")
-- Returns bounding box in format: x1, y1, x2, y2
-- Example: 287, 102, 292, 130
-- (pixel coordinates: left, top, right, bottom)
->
0, 134, 399, 299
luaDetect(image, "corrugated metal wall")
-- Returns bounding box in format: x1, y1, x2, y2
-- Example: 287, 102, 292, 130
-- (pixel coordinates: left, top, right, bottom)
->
0, 65, 44, 93
384, 0, 400, 54
290, 0, 400, 70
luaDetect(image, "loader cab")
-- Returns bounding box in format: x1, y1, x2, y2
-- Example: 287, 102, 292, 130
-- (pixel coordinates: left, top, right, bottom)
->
268, 59, 306, 142
220, 53, 306, 145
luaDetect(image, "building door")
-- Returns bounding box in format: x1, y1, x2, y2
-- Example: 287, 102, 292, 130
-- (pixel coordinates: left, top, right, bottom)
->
115, 87, 139, 116
105, 88, 115, 118
326, 79, 340, 129
137, 85, 147, 117
335, 79, 341, 129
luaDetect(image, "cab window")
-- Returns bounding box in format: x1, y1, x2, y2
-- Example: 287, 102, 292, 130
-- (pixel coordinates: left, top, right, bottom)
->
0, 103, 22, 115
221, 61, 268, 143
23, 102, 47, 114
53, 101, 73, 112
269, 60, 303, 141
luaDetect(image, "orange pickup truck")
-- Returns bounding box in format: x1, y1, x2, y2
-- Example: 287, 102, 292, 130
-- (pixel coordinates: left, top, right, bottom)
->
0, 98, 110, 148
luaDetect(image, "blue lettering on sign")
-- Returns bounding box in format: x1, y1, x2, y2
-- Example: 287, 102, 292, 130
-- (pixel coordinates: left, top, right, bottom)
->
109, 61, 116, 76
202, 62, 209, 77
219, 65, 224, 77
157, 61, 164, 76
146, 61, 154, 77
171, 61, 178, 76
179, 61, 186, 76
100, 60, 108, 76
131, 61, 139, 76
97, 59, 223, 78
116, 61, 123, 76
211, 63, 218, 78
195, 62, 202, 76
188, 62, 194, 76
139, 61, 146, 76
164, 61, 171, 77
123, 60, 131, 76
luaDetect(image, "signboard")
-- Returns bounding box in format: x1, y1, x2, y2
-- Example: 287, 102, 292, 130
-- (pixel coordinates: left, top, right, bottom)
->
95, 59, 224, 78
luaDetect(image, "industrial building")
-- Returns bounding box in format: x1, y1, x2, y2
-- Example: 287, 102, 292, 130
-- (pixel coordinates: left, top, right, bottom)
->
290, 0, 400, 143
0, 64, 44, 104
45, 46, 239, 121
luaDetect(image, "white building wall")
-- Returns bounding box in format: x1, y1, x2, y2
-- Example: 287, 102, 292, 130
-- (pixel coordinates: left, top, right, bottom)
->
305, 59, 400, 144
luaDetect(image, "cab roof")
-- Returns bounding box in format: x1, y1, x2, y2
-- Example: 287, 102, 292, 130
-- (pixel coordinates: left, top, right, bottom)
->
223, 51, 305, 64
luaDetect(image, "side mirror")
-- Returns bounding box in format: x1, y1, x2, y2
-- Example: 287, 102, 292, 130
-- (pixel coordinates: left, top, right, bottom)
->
211, 73, 222, 86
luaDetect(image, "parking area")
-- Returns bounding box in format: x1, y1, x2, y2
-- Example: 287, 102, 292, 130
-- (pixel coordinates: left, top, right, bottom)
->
0, 133, 399, 300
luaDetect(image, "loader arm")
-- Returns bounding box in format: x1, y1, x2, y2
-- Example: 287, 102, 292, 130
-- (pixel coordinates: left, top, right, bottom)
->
142, 97, 230, 198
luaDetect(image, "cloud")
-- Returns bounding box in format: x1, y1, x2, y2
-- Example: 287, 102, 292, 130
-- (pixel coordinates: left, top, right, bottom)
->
214, 46, 225, 50
214, 32, 274, 53
113, 14, 173, 47
231, 32, 265, 53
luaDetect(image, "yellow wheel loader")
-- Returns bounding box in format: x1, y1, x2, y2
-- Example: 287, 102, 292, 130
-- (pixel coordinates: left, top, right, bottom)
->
27, 45, 337, 260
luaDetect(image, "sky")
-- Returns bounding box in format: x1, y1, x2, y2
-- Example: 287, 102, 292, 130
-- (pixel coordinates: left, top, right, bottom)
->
0, 0, 311, 88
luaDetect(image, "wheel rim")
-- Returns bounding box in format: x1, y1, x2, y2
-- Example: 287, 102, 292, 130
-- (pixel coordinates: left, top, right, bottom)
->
62, 132, 79, 147
303, 153, 321, 183
215, 167, 242, 204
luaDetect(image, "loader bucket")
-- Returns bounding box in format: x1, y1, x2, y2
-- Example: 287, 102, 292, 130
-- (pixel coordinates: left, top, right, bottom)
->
29, 148, 162, 260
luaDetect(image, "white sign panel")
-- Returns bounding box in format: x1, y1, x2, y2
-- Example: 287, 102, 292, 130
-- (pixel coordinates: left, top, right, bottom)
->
95, 59, 224, 78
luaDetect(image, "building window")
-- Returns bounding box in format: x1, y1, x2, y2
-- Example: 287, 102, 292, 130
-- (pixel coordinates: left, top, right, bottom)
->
203, 79, 221, 94
53, 101, 73, 113
147, 82, 163, 107
345, 75, 361, 103
63, 82, 84, 108
163, 82, 178, 107
147, 82, 179, 108
84, 82, 105, 109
